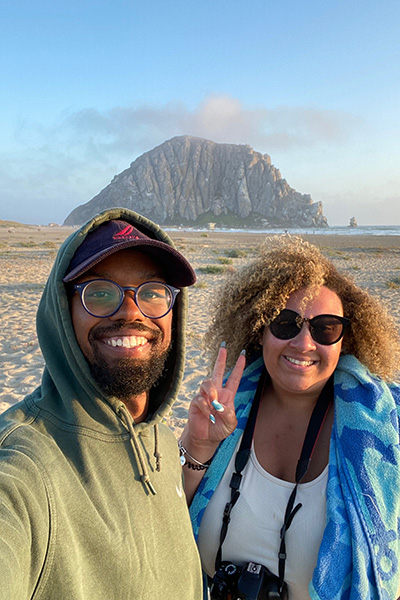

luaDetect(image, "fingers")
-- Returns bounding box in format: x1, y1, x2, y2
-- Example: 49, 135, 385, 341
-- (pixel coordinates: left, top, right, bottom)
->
224, 351, 246, 395
211, 344, 228, 388
191, 347, 246, 422
199, 379, 219, 403
208, 346, 246, 399
191, 391, 212, 417
192, 378, 221, 415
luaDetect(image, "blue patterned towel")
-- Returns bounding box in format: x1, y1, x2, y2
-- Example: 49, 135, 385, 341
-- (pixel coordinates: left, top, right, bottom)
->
190, 354, 400, 599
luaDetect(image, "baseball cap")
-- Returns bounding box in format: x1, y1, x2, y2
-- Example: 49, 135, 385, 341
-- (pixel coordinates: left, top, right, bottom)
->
63, 219, 196, 287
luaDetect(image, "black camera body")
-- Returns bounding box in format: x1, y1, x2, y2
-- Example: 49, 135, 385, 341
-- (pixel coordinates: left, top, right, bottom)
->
210, 561, 288, 600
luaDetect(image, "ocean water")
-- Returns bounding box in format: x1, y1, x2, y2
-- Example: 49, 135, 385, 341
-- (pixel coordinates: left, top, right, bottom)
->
167, 225, 400, 236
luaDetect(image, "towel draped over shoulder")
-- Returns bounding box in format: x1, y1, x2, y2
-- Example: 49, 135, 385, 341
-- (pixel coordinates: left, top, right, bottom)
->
190, 354, 400, 599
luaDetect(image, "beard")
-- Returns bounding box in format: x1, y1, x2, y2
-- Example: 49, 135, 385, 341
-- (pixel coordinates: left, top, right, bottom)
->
87, 322, 172, 401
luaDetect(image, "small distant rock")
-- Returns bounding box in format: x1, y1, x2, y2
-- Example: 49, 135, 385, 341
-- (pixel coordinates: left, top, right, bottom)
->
349, 217, 357, 228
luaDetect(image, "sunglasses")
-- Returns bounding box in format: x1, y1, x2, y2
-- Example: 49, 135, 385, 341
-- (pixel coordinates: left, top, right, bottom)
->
74, 279, 180, 319
269, 309, 350, 346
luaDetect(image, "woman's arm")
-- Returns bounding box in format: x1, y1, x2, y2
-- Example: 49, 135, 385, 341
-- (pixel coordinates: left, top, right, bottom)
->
180, 346, 246, 504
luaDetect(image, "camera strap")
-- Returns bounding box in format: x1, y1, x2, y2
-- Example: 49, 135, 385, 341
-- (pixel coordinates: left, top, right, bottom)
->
214, 369, 333, 595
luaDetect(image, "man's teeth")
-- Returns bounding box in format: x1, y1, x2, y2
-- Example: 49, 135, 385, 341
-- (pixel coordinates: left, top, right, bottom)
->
285, 356, 314, 366
106, 336, 148, 348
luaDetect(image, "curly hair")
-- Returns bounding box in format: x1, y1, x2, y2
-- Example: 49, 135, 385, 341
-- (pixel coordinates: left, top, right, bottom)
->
204, 236, 400, 381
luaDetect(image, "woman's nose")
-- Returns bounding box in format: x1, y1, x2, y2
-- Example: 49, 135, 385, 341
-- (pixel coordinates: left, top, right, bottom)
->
289, 323, 317, 350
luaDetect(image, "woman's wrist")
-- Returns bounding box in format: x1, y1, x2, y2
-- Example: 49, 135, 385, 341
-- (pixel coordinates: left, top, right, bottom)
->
178, 440, 212, 470
178, 431, 218, 466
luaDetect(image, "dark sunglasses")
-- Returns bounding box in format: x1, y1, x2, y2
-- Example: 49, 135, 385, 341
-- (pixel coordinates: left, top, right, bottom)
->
74, 279, 180, 319
269, 309, 350, 346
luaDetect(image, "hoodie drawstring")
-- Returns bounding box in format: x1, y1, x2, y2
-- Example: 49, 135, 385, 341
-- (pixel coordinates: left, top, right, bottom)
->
153, 424, 162, 472
118, 404, 158, 495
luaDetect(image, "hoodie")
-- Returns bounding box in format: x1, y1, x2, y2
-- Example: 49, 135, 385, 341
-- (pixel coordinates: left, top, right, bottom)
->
0, 208, 202, 599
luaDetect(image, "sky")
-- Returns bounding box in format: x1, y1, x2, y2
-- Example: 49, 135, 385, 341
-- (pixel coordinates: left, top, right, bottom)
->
0, 0, 399, 226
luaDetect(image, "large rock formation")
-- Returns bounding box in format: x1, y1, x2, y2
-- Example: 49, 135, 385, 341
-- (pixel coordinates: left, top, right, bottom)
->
64, 136, 328, 228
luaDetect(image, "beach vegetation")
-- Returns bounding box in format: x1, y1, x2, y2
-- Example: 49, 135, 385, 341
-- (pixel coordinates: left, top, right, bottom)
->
225, 249, 248, 258
324, 249, 350, 260
217, 257, 233, 265
18, 241, 37, 248
387, 278, 400, 289
193, 281, 208, 289
198, 265, 227, 274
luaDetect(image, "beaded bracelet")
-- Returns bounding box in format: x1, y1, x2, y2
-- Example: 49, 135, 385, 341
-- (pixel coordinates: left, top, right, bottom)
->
178, 440, 212, 470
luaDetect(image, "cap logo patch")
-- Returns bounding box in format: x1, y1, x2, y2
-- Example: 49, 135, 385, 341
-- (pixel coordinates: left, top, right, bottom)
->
112, 225, 141, 240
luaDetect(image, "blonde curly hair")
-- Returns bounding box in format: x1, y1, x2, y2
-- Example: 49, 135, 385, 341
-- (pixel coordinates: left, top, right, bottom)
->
204, 236, 400, 381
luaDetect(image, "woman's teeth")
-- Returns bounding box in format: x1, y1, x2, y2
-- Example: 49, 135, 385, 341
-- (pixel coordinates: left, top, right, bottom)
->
285, 356, 314, 366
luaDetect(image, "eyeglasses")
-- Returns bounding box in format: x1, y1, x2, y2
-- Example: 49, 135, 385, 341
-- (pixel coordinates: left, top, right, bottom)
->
73, 279, 180, 319
269, 309, 350, 346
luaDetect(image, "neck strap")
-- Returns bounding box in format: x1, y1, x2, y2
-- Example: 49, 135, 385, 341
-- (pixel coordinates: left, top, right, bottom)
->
214, 370, 333, 594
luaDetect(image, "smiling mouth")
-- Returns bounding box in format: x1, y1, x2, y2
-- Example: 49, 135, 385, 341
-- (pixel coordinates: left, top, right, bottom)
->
284, 356, 316, 367
106, 336, 148, 349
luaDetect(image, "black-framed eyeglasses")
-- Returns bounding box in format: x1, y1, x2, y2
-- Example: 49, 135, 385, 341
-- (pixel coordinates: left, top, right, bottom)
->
269, 309, 350, 346
73, 279, 180, 319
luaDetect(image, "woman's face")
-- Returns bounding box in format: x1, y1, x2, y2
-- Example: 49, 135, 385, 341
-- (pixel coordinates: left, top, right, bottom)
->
261, 286, 344, 400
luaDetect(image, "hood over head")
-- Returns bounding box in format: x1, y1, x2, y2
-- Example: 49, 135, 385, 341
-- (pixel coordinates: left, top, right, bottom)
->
35, 207, 194, 433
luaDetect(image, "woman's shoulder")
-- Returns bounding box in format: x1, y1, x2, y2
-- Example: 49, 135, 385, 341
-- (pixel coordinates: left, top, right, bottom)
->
336, 355, 400, 390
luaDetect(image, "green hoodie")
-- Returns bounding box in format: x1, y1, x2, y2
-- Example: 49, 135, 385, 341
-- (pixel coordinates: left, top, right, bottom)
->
0, 208, 202, 599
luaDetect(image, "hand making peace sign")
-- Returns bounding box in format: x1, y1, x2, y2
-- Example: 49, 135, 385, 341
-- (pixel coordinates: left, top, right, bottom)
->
186, 345, 246, 446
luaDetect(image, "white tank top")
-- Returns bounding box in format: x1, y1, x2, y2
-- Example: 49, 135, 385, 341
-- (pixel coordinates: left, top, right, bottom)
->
197, 438, 328, 600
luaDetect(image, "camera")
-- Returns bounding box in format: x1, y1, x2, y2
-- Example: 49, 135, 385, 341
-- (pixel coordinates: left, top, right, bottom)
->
209, 562, 241, 599
209, 561, 288, 600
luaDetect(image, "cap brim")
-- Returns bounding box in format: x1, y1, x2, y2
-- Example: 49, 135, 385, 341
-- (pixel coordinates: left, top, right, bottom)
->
63, 238, 196, 287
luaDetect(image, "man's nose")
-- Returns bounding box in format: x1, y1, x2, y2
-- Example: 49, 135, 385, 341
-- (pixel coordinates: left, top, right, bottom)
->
111, 290, 144, 320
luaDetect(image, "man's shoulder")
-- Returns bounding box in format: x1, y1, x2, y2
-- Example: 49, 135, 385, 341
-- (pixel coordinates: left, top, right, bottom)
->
0, 396, 47, 458
0, 398, 34, 434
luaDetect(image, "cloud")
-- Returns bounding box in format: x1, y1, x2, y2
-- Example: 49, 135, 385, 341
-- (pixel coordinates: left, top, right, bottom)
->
0, 95, 362, 223
60, 95, 359, 158
12, 95, 359, 163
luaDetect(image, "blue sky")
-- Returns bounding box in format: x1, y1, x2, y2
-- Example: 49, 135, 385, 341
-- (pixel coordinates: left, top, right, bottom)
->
1, 0, 399, 226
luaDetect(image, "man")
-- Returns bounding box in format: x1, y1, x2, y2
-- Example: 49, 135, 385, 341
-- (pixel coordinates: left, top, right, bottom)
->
0, 208, 203, 599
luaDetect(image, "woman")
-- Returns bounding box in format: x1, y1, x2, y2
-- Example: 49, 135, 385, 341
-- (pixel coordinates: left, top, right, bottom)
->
179, 236, 400, 600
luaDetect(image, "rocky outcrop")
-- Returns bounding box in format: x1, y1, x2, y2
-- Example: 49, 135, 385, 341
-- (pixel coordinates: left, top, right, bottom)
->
64, 136, 328, 228
349, 217, 357, 228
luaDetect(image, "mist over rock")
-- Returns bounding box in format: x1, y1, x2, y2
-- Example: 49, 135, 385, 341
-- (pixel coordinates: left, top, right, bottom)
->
64, 136, 328, 228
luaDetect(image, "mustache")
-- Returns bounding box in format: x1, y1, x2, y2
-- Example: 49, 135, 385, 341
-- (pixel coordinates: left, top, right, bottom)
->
90, 321, 162, 342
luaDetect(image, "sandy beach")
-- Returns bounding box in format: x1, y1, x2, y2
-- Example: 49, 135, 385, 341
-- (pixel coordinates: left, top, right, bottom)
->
1, 224, 400, 436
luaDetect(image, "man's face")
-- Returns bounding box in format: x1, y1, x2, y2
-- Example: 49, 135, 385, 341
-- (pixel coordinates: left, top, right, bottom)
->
70, 248, 173, 403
